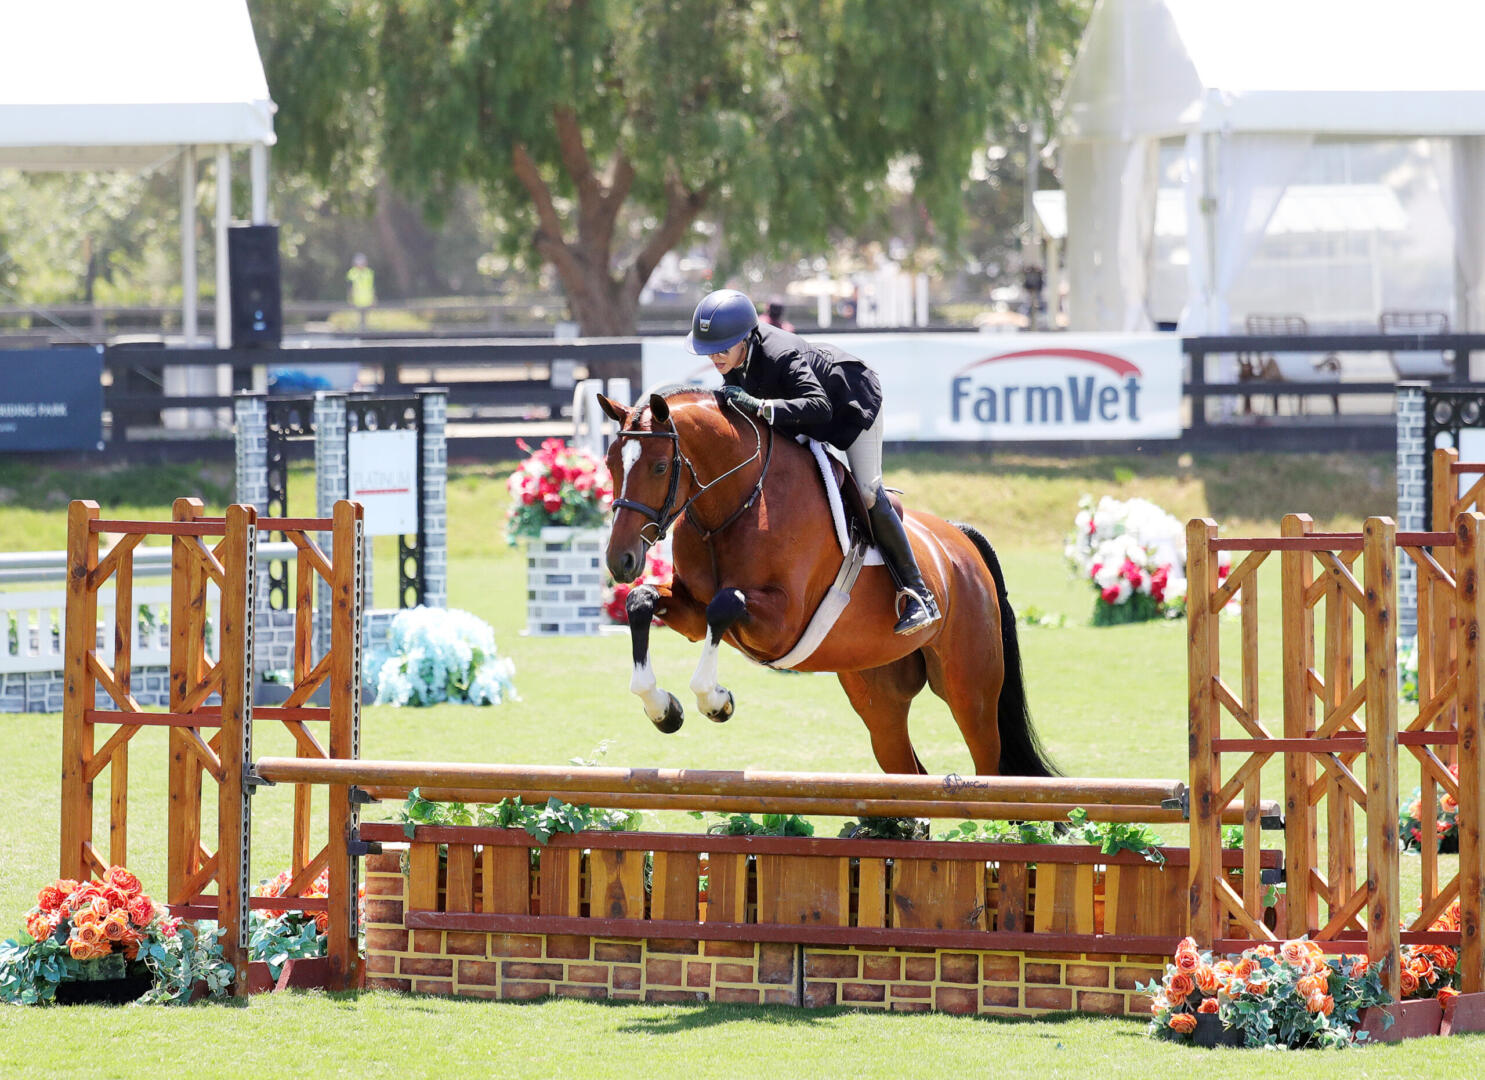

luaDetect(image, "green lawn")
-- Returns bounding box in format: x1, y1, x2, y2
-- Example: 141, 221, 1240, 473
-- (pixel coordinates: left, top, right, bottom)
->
2, 451, 1480, 1076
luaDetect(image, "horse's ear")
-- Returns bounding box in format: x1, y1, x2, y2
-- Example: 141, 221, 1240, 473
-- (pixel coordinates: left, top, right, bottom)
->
649, 393, 670, 424
596, 393, 628, 424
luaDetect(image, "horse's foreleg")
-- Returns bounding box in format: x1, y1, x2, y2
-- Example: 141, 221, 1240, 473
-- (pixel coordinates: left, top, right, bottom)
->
625, 584, 685, 733
690, 588, 746, 722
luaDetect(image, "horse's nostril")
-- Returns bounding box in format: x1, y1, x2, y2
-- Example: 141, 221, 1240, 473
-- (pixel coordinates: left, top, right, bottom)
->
622, 552, 636, 578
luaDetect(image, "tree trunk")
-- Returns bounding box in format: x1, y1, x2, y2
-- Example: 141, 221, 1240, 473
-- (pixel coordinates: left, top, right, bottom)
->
557, 262, 638, 337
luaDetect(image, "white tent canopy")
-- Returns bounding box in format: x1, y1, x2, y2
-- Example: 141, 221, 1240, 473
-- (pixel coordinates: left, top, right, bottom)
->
1057, 0, 1485, 333
0, 0, 276, 345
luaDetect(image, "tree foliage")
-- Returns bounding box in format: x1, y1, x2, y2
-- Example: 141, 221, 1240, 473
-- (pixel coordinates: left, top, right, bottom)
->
254, 0, 1088, 333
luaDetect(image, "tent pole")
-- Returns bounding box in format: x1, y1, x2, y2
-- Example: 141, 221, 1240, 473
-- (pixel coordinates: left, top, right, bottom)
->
1201, 131, 1221, 330
181, 147, 197, 345
250, 143, 269, 225
216, 146, 232, 349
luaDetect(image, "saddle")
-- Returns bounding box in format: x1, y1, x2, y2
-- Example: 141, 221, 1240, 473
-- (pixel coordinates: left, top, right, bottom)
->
824, 455, 904, 547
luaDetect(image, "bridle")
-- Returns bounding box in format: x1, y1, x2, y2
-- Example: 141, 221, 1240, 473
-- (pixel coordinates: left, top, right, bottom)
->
610, 397, 774, 548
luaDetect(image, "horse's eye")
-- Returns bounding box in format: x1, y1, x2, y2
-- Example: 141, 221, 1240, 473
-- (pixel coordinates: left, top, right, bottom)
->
653, 461, 669, 476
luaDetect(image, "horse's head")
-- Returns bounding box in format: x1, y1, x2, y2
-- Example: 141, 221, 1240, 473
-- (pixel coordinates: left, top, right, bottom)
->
599, 390, 691, 583
599, 387, 745, 583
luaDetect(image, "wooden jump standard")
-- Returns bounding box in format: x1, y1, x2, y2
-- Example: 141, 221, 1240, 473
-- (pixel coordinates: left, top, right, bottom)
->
60, 499, 366, 994
1187, 510, 1485, 1001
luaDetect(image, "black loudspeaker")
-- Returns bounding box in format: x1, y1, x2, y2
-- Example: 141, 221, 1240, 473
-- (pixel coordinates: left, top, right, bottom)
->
227, 224, 282, 348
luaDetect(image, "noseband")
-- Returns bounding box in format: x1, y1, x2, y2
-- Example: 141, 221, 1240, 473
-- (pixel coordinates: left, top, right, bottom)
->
610, 400, 773, 548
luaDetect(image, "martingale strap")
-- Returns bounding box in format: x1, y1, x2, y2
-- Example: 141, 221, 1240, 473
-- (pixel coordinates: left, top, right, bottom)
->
764, 537, 871, 670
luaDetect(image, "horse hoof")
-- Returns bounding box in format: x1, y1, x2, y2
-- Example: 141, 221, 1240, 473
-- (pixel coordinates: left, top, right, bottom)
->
652, 694, 684, 734
704, 689, 735, 723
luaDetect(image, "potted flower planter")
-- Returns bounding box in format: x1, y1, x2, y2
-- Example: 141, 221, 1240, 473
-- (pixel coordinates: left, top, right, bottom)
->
54, 973, 153, 1005
525, 526, 607, 636
1191, 1012, 1246, 1048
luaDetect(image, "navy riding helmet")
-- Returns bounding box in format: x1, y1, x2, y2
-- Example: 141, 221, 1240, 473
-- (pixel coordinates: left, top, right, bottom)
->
686, 289, 759, 355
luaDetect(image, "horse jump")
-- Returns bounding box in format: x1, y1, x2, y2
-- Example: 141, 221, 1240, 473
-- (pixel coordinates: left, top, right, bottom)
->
53, 491, 1485, 1018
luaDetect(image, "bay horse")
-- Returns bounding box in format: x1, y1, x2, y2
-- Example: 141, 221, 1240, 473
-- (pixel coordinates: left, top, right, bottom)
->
596, 387, 1055, 778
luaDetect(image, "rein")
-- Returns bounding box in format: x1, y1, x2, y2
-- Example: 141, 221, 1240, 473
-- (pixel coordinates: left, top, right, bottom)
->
611, 399, 774, 549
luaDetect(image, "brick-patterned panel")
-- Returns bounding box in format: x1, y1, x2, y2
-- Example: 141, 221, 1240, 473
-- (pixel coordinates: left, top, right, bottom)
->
362, 864, 1155, 1018
801, 948, 1162, 1019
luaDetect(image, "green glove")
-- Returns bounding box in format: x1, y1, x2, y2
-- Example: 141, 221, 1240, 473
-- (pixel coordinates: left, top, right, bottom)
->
719, 385, 765, 418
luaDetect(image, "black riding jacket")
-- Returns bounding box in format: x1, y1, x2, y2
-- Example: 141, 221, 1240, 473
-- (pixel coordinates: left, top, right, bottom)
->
722, 324, 883, 449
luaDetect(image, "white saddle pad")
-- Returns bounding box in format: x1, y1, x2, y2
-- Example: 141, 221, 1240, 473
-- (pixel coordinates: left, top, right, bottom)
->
801, 438, 883, 567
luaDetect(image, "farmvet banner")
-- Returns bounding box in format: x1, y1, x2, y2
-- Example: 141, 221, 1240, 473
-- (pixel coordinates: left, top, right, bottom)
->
0, 347, 104, 452
640, 333, 1183, 441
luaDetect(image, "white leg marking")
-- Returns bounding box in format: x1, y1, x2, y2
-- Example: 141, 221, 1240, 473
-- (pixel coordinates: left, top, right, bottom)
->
690, 636, 732, 717
631, 657, 673, 721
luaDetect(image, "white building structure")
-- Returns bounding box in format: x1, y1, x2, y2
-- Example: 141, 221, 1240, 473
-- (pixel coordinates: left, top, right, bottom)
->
1056, 0, 1485, 334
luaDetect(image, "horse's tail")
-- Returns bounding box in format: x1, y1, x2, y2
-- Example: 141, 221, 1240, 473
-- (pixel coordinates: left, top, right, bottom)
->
952, 522, 1059, 778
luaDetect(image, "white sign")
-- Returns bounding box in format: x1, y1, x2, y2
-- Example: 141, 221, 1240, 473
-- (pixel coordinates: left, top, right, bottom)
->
641, 332, 1183, 441
348, 430, 419, 535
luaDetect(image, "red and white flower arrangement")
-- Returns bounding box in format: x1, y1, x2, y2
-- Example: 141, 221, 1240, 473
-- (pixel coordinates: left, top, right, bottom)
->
1066, 495, 1227, 624
504, 437, 613, 544
603, 542, 673, 625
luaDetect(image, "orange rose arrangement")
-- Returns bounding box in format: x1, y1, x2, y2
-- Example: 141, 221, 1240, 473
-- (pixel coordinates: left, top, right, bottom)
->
1399, 764, 1460, 854
1140, 936, 1391, 1049
249, 868, 368, 980
1, 866, 231, 1005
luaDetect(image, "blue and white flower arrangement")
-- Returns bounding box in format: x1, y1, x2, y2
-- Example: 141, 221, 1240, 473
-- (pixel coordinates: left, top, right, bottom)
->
368, 607, 518, 707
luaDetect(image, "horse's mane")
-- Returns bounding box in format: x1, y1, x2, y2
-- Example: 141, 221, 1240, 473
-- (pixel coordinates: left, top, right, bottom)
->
649, 383, 716, 403
623, 384, 719, 429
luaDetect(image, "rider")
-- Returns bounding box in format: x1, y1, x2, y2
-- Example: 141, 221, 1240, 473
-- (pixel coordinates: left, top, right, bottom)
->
685, 288, 941, 635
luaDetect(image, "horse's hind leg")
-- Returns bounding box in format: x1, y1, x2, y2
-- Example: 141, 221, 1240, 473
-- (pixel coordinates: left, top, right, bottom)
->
924, 639, 1005, 776
837, 654, 929, 774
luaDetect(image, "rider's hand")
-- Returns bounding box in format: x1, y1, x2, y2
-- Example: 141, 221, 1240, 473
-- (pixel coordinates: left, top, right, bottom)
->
719, 385, 767, 420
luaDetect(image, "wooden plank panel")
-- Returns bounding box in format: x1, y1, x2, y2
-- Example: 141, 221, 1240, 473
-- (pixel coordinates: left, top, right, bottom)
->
856, 858, 887, 928
891, 857, 985, 932
1032, 863, 1095, 935
445, 844, 476, 913
109, 746, 127, 870
324, 501, 365, 993
1363, 517, 1401, 999
62, 501, 101, 882
408, 841, 440, 911
538, 848, 582, 918
1458, 512, 1485, 994
588, 848, 645, 920
168, 497, 205, 903
996, 861, 1028, 933
651, 850, 701, 922
760, 855, 850, 927
703, 852, 745, 924
1187, 518, 1222, 946
480, 844, 532, 915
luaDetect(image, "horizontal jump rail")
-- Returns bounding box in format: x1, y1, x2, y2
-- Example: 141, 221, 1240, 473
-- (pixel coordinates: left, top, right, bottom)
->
255, 758, 1185, 807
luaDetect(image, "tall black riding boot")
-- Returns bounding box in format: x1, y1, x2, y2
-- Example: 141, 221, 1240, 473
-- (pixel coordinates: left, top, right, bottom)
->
867, 487, 941, 635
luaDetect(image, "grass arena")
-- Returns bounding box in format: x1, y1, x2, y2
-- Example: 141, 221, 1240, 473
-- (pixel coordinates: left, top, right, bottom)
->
3, 450, 1483, 1076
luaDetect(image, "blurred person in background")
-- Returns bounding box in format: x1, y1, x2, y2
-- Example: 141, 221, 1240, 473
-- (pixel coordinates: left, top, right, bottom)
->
759, 295, 795, 332
347, 252, 375, 331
